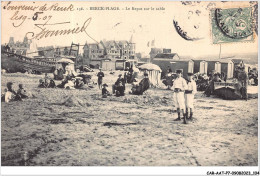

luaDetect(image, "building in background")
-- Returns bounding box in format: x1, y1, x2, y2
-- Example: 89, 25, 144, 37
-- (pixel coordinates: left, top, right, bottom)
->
82, 39, 136, 70
7, 36, 31, 55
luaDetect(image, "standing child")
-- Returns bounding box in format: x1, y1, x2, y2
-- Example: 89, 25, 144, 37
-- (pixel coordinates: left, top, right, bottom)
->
173, 70, 188, 124
97, 68, 104, 89
172, 76, 177, 112
185, 73, 197, 120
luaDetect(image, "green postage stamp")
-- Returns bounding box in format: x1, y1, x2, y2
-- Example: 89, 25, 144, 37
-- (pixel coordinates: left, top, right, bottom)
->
211, 7, 254, 44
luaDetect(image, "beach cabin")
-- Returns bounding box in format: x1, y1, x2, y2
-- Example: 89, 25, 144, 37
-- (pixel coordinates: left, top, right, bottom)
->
152, 53, 180, 77
171, 60, 194, 78
194, 60, 208, 74
101, 59, 115, 71
219, 59, 234, 79
115, 60, 125, 70
90, 60, 101, 69
208, 61, 221, 74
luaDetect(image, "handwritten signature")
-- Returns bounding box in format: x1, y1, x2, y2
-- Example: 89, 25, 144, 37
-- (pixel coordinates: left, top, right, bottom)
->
25, 18, 98, 43
4, 2, 98, 43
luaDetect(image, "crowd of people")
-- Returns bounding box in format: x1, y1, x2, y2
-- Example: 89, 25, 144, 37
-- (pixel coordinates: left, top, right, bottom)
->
99, 67, 151, 98
2, 62, 257, 125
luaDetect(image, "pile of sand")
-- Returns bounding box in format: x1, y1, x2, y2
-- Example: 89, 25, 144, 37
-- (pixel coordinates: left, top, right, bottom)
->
123, 95, 169, 106
62, 96, 91, 107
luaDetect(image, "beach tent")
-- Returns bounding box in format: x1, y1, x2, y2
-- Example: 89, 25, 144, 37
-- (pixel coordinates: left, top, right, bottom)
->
57, 58, 74, 64
138, 63, 162, 87
170, 60, 194, 78
200, 61, 208, 74
193, 60, 208, 74
220, 59, 234, 79
208, 61, 221, 74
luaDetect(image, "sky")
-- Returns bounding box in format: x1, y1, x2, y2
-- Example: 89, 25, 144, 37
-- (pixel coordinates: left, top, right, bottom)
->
1, 1, 258, 58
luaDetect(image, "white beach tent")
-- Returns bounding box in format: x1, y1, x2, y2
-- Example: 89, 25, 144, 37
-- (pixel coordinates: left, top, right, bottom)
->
138, 63, 162, 87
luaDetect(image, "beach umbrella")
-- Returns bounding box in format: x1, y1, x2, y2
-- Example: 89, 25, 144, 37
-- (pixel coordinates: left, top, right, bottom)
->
57, 58, 74, 64
138, 63, 162, 72
138, 63, 162, 87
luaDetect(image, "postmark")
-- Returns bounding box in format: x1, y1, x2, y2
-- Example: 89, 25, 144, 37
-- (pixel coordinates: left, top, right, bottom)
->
211, 7, 254, 44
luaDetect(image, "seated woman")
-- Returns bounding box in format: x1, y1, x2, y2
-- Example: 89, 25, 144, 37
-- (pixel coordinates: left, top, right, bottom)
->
112, 74, 125, 95
64, 78, 76, 89
57, 75, 72, 88
38, 79, 47, 88
48, 79, 56, 88
115, 81, 125, 97
75, 77, 85, 89
131, 73, 150, 95
4, 82, 21, 102
102, 84, 111, 98
17, 84, 28, 99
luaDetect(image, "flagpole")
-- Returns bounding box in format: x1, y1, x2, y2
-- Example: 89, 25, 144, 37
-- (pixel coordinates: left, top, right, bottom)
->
219, 44, 221, 60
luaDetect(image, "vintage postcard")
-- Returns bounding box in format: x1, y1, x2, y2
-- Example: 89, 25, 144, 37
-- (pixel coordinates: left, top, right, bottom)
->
1, 0, 258, 172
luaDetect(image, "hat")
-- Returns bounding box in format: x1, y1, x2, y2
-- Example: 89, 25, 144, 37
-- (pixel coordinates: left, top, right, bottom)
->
75, 77, 83, 80
7, 82, 13, 88
144, 73, 148, 76
187, 73, 194, 76
102, 83, 108, 87
176, 69, 182, 74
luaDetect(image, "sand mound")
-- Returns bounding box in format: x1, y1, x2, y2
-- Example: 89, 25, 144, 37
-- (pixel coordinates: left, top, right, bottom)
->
123, 95, 170, 106
62, 96, 91, 107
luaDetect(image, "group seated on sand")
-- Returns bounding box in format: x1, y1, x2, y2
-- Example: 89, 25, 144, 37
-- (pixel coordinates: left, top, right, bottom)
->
38, 73, 93, 90
102, 72, 151, 98
1, 82, 30, 103
2, 71, 151, 103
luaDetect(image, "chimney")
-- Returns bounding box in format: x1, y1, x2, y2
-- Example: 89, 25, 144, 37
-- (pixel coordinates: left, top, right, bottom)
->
163, 48, 171, 54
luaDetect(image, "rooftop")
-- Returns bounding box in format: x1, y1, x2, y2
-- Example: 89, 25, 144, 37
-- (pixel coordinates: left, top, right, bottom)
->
154, 53, 178, 59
